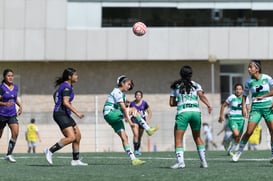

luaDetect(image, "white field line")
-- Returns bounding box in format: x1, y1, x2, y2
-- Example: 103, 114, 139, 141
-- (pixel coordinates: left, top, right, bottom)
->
0, 156, 271, 161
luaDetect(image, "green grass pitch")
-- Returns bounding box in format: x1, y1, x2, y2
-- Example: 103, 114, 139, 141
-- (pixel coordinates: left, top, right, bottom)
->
0, 150, 272, 181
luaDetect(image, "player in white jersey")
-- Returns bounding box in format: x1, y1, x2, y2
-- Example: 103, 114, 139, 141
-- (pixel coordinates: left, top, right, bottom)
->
217, 114, 233, 151
232, 60, 273, 163
103, 75, 158, 166
219, 83, 250, 156
169, 65, 212, 169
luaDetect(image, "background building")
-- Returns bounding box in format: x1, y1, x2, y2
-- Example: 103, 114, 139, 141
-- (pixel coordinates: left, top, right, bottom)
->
0, 0, 272, 153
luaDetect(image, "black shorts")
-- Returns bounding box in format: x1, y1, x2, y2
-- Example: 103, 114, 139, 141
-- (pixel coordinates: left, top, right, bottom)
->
53, 112, 76, 130
0, 115, 18, 129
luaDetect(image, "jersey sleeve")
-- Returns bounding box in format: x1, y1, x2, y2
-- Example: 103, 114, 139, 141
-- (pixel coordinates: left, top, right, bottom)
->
62, 87, 71, 97
195, 82, 203, 92
0, 86, 3, 96
225, 95, 232, 105
113, 91, 124, 103
129, 101, 134, 107
144, 100, 149, 110
170, 88, 176, 97
268, 75, 273, 87
243, 79, 250, 96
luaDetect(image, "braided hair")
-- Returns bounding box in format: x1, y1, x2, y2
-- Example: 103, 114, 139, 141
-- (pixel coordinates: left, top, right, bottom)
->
171, 65, 196, 94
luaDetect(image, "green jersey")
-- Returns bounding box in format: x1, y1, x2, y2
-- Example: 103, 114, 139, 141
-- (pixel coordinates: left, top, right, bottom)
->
170, 81, 202, 114
225, 94, 249, 120
103, 88, 126, 116
244, 74, 273, 110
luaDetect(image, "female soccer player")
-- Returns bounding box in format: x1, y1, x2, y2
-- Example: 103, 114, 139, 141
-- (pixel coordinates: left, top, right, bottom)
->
129, 90, 152, 155
217, 114, 233, 151
44, 68, 87, 166
232, 60, 273, 162
0, 69, 22, 163
170, 65, 212, 169
219, 83, 250, 156
103, 75, 158, 165
202, 122, 217, 150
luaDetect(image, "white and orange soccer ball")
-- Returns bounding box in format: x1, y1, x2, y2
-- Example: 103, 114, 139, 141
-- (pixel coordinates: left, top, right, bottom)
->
132, 22, 147, 36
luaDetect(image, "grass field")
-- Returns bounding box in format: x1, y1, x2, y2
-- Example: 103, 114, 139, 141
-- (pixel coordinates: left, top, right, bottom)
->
1, 150, 273, 181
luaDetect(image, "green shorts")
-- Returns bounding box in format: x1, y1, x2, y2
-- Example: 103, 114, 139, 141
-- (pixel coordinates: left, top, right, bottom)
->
104, 109, 125, 133
249, 107, 273, 123
228, 117, 244, 134
175, 111, 201, 131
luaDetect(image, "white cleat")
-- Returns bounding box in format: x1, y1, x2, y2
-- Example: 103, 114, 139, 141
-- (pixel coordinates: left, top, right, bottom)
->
5, 155, 16, 163
71, 160, 88, 166
200, 160, 208, 168
232, 151, 242, 162
171, 162, 185, 169
44, 148, 53, 165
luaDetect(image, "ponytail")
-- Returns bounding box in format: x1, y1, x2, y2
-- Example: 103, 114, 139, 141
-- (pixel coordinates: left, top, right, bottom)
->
171, 65, 196, 94
55, 68, 76, 87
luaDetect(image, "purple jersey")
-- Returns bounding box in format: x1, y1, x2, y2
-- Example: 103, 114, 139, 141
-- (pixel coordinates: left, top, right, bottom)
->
53, 82, 74, 115
130, 100, 149, 120
0, 83, 18, 117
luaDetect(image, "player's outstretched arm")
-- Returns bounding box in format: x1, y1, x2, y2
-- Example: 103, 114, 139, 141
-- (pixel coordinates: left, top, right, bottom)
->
197, 91, 212, 114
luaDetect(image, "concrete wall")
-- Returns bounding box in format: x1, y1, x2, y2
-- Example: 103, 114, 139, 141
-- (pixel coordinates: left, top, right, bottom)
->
0, 61, 219, 94
0, 0, 273, 61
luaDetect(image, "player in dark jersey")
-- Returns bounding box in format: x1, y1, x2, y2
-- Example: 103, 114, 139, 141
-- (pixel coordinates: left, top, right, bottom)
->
0, 69, 22, 163
129, 90, 152, 155
44, 68, 87, 166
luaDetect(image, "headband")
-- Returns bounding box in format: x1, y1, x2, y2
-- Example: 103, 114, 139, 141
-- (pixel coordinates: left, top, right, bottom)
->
251, 61, 261, 71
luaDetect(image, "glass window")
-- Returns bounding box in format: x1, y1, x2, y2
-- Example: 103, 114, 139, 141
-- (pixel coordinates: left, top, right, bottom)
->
102, 7, 273, 27
220, 64, 244, 102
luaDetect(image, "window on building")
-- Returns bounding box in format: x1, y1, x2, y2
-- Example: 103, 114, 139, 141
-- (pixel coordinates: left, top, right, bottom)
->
102, 8, 273, 27
220, 65, 244, 103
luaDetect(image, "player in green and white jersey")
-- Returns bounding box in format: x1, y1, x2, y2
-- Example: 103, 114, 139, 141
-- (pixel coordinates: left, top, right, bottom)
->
219, 83, 250, 156
169, 65, 212, 169
232, 60, 273, 163
103, 75, 158, 166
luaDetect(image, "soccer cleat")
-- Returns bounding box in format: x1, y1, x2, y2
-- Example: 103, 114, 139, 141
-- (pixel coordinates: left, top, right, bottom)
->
200, 160, 208, 168
44, 148, 53, 165
134, 150, 142, 155
71, 160, 88, 166
227, 151, 234, 156
131, 158, 146, 166
5, 155, 16, 163
146, 126, 159, 136
171, 162, 185, 169
232, 151, 242, 162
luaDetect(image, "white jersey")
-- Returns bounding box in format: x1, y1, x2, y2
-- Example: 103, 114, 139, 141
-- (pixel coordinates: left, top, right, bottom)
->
103, 88, 126, 116
170, 80, 203, 114
203, 124, 213, 141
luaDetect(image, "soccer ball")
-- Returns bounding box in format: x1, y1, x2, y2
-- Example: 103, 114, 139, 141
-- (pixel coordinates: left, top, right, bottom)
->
132, 22, 147, 36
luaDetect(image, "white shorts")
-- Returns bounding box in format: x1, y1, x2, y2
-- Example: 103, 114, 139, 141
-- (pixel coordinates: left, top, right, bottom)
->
28, 141, 37, 147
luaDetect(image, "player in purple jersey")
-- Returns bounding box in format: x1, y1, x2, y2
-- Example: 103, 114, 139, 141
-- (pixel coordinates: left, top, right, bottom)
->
129, 91, 152, 155
44, 68, 87, 166
0, 69, 22, 163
